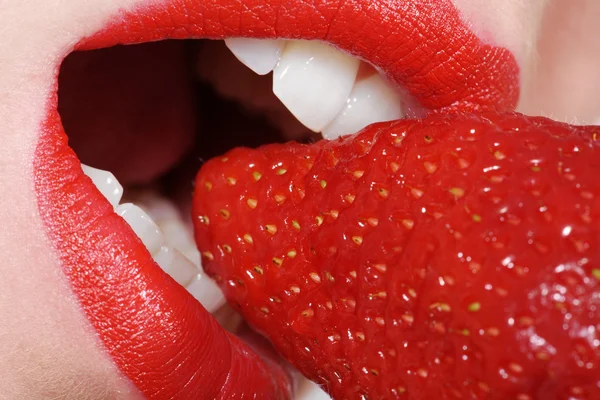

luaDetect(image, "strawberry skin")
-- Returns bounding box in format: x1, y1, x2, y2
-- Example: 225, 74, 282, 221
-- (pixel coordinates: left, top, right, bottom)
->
193, 113, 600, 399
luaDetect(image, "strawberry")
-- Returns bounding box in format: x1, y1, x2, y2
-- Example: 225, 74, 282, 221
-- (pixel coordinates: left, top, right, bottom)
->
192, 113, 600, 399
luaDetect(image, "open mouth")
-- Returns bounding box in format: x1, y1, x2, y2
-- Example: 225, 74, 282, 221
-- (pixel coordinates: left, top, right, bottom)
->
58, 37, 412, 313
33, 0, 521, 398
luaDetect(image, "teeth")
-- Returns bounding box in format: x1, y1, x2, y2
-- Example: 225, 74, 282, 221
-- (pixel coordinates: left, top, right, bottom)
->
322, 73, 404, 140
82, 169, 229, 314
218, 38, 405, 138
116, 190, 225, 312
180, 246, 202, 268
154, 245, 199, 287
225, 38, 285, 75
158, 220, 199, 262
186, 274, 227, 313
116, 203, 164, 255
81, 164, 123, 208
131, 191, 182, 222
129, 191, 198, 261
296, 379, 332, 400
273, 40, 360, 132
116, 200, 225, 312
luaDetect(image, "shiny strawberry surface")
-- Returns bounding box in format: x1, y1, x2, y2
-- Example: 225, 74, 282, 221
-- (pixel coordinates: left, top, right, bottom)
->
194, 113, 600, 399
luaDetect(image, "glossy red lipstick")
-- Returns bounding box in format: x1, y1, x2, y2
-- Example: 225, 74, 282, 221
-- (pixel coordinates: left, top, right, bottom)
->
34, 0, 520, 398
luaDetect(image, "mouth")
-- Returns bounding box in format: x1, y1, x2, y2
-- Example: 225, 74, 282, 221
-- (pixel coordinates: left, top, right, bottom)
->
33, 0, 520, 398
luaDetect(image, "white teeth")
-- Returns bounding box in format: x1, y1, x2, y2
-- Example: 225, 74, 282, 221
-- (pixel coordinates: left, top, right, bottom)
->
81, 164, 123, 208
296, 379, 331, 400
225, 38, 285, 75
154, 245, 199, 287
129, 191, 198, 261
323, 73, 404, 140
115, 199, 225, 312
180, 246, 201, 268
116, 203, 164, 256
82, 169, 229, 315
273, 40, 360, 132
218, 38, 405, 137
185, 274, 227, 313
158, 220, 199, 261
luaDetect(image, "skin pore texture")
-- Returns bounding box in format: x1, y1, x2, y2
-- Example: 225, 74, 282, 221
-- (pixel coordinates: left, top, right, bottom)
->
0, 0, 598, 398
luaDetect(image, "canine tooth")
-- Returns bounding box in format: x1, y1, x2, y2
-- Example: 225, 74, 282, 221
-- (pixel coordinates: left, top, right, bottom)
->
186, 274, 227, 313
225, 38, 285, 75
81, 164, 123, 208
116, 203, 164, 255
273, 40, 360, 132
154, 245, 198, 287
323, 73, 404, 140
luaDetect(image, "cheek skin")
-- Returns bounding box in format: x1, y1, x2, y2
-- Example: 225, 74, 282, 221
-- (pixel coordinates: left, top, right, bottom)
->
0, 93, 142, 399
451, 0, 600, 123
451, 0, 548, 51
0, 2, 148, 397
518, 0, 600, 124
451, 0, 548, 92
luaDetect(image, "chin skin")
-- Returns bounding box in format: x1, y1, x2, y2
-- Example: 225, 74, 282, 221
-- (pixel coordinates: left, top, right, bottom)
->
0, 0, 596, 397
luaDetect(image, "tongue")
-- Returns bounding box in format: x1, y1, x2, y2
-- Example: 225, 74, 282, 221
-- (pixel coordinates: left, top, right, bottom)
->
58, 40, 195, 185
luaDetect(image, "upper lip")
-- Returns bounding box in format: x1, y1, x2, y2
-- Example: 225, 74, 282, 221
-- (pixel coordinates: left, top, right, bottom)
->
79, 0, 520, 114
34, 0, 520, 398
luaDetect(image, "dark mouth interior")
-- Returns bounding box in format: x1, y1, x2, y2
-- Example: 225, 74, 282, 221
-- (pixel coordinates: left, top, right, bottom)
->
55, 40, 326, 392
57, 39, 318, 198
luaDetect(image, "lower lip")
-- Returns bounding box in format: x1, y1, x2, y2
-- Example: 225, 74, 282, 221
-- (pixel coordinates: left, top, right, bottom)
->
35, 97, 294, 398
34, 0, 520, 398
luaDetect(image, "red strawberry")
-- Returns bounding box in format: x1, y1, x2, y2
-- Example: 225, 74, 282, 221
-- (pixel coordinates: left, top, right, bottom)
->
192, 113, 600, 399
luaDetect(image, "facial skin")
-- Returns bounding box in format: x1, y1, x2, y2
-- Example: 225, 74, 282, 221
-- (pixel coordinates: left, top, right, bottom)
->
0, 0, 597, 397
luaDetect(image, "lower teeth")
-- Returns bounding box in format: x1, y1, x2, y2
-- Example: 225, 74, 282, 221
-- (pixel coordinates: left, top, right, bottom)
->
82, 162, 331, 399
81, 164, 226, 313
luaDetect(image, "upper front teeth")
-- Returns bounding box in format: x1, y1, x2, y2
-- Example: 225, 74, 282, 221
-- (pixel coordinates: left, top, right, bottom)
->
322, 72, 404, 140
273, 40, 360, 132
225, 38, 285, 75
216, 38, 405, 138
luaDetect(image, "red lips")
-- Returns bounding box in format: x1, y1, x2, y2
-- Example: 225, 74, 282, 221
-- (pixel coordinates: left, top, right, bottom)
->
79, 0, 519, 113
34, 0, 520, 398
